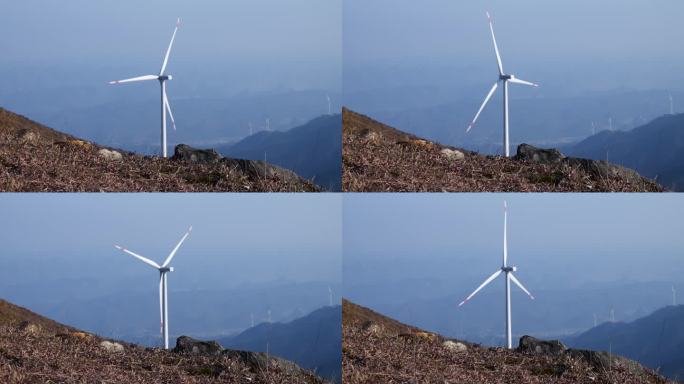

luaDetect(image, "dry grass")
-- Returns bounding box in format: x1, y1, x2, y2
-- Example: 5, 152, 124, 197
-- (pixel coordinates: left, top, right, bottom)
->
342, 300, 671, 384
342, 108, 664, 192
0, 107, 319, 192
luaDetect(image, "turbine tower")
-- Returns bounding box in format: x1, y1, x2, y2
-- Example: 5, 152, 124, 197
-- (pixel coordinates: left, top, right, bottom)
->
329, 286, 333, 306
670, 94, 674, 115
458, 201, 535, 349
467, 12, 539, 157
673, 285, 677, 306
114, 226, 192, 349
327, 94, 332, 115
109, 18, 181, 158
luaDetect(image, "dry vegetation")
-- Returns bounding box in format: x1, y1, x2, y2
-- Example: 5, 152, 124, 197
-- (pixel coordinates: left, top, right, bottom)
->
0, 108, 319, 192
0, 299, 325, 384
342, 300, 671, 384
343, 108, 664, 192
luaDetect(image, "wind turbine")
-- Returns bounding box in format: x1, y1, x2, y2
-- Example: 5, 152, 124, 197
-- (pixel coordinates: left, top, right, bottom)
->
466, 12, 539, 157
326, 94, 332, 115
458, 201, 535, 349
673, 285, 677, 306
114, 226, 192, 349
670, 94, 674, 115
109, 18, 181, 158
328, 286, 333, 306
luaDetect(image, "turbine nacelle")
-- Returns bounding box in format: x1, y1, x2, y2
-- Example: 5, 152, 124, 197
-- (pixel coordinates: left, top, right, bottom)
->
502, 266, 516, 272
500, 74, 513, 81
159, 75, 173, 82
159, 267, 174, 273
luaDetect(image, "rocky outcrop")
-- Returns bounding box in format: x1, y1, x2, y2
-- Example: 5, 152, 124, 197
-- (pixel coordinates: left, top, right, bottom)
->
440, 148, 465, 162
517, 336, 567, 356
97, 148, 123, 161
172, 144, 222, 163
99, 340, 124, 353
173, 336, 223, 356
514, 144, 565, 163
443, 340, 467, 353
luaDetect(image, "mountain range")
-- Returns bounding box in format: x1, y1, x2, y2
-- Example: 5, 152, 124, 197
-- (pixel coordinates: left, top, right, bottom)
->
566, 113, 684, 191
219, 114, 342, 191
565, 305, 684, 381
219, 305, 342, 383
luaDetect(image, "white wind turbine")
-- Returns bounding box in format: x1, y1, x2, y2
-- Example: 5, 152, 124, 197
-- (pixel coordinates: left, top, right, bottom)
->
466, 12, 539, 157
326, 94, 332, 115
670, 94, 674, 115
458, 201, 535, 349
328, 286, 333, 306
109, 18, 181, 158
672, 285, 677, 306
114, 226, 192, 349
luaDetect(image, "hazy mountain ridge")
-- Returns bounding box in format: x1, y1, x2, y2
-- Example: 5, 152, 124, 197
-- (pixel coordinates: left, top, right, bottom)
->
219, 305, 342, 383
0, 298, 326, 383
565, 305, 684, 380
342, 299, 670, 383
219, 114, 342, 191
566, 113, 684, 191
342, 108, 664, 192
0, 107, 318, 191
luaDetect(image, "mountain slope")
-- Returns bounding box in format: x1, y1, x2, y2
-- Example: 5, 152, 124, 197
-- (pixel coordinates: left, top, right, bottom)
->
0, 298, 326, 383
218, 114, 342, 191
343, 299, 670, 384
343, 108, 664, 192
565, 305, 684, 380
219, 305, 342, 383
567, 113, 684, 191
0, 107, 318, 192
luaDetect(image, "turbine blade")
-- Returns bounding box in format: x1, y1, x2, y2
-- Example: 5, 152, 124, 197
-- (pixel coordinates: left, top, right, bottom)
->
510, 274, 535, 300
161, 226, 192, 267
486, 12, 504, 76
114, 245, 160, 269
109, 75, 159, 85
508, 77, 539, 87
458, 270, 502, 306
160, 18, 181, 75
466, 82, 498, 132
159, 273, 164, 334
503, 201, 508, 267
164, 90, 176, 131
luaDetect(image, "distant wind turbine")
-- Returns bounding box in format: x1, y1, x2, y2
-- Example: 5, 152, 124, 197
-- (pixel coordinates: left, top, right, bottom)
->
608, 117, 613, 131
670, 94, 674, 115
458, 201, 535, 349
109, 18, 181, 158
114, 226, 192, 349
610, 308, 615, 322
591, 122, 596, 136
267, 309, 272, 323
593, 313, 598, 327
251, 313, 255, 328
673, 285, 677, 306
467, 12, 539, 157
327, 94, 332, 115
328, 286, 333, 306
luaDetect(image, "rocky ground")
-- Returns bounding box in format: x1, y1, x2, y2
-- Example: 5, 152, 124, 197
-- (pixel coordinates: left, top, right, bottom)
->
343, 108, 665, 192
342, 300, 671, 384
0, 107, 319, 192
0, 299, 326, 384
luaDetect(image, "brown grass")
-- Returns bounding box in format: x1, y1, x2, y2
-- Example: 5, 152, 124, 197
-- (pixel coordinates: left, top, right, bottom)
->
342, 300, 671, 384
342, 108, 664, 192
0, 107, 319, 192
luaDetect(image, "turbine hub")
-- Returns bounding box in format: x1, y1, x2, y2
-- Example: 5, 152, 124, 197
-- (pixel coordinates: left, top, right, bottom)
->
159, 75, 172, 81
500, 74, 512, 81
159, 267, 172, 273
502, 266, 515, 272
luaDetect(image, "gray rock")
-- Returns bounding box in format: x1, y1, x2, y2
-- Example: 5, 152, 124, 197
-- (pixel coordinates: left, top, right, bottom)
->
567, 349, 648, 378
440, 148, 465, 161
100, 340, 124, 353
517, 335, 567, 356
443, 340, 467, 352
173, 336, 223, 356
172, 144, 222, 163
514, 144, 565, 163
97, 148, 123, 161
223, 350, 305, 377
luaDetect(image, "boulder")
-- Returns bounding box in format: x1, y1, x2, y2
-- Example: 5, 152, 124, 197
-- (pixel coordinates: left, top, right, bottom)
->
361, 321, 383, 335
514, 144, 565, 163
97, 148, 123, 161
443, 340, 467, 353
517, 336, 567, 356
17, 321, 40, 335
223, 350, 304, 376
100, 340, 124, 353
173, 336, 223, 356
172, 144, 222, 163
567, 349, 649, 378
18, 130, 38, 145
440, 148, 465, 161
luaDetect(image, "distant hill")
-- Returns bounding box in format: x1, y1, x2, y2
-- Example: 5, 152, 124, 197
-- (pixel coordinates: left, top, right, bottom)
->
218, 114, 341, 191
566, 113, 684, 191
0, 107, 318, 192
343, 108, 664, 192
343, 299, 670, 384
565, 305, 684, 381
219, 305, 341, 383
0, 298, 326, 383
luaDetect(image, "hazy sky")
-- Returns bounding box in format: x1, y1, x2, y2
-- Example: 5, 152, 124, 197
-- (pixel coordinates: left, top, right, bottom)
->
0, 194, 341, 289
344, 194, 684, 289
